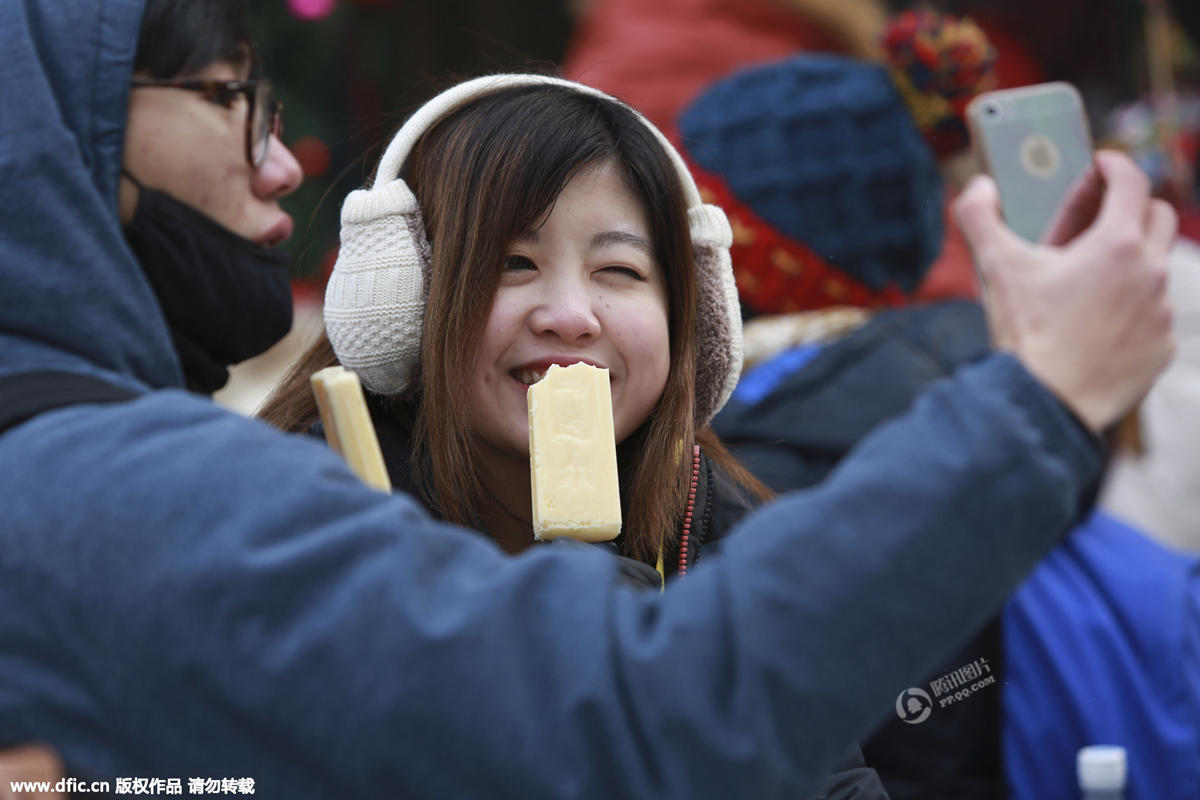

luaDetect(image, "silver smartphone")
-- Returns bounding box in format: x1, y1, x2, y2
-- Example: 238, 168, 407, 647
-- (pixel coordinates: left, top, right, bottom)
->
967, 82, 1094, 242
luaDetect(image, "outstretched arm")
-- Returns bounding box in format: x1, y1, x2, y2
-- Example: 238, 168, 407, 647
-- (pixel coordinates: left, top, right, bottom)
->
956, 149, 1176, 433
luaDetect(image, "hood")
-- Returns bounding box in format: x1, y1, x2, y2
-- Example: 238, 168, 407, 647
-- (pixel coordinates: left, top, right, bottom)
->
714, 301, 990, 457
0, 0, 181, 388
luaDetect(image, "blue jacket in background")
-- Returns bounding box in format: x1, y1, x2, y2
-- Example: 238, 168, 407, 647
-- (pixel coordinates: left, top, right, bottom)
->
0, 1, 1102, 797
1005, 512, 1200, 799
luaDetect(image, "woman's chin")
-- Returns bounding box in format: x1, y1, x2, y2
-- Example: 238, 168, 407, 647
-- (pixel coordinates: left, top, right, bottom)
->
476, 432, 532, 467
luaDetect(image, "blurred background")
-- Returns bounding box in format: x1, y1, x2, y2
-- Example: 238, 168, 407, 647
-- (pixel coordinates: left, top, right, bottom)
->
248, 0, 574, 291
215, 0, 1200, 412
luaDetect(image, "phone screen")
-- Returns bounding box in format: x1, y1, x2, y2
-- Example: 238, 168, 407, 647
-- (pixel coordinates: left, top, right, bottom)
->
968, 83, 1094, 242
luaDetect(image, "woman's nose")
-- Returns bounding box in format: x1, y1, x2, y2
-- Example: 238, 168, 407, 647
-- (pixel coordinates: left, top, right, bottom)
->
529, 277, 602, 342
252, 134, 303, 199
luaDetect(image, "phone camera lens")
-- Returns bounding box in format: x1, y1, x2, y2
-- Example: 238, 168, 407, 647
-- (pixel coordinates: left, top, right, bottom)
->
984, 103, 999, 117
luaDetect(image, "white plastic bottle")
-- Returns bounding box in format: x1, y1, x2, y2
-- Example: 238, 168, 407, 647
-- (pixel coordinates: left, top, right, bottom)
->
1077, 745, 1127, 800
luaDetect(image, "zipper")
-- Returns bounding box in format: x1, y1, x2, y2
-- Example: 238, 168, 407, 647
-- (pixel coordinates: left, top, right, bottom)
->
676, 444, 702, 577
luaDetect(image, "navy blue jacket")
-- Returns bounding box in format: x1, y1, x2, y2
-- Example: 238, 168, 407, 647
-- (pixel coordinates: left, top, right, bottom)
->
0, 2, 1102, 797
715, 302, 1008, 798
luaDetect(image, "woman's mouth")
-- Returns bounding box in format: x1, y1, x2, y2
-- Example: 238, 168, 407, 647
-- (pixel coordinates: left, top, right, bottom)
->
512, 368, 548, 386
510, 359, 611, 387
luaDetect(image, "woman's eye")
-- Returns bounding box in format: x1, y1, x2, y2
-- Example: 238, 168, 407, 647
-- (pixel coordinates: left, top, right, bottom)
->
602, 265, 645, 280
504, 255, 536, 271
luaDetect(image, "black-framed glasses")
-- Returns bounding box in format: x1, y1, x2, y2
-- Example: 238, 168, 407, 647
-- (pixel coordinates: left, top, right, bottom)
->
129, 77, 284, 168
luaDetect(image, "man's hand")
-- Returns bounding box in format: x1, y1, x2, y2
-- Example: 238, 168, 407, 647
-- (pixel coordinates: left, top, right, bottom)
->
0, 745, 64, 800
955, 150, 1177, 432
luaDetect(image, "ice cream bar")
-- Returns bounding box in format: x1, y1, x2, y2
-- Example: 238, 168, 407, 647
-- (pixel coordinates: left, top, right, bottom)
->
310, 366, 391, 493
527, 362, 622, 541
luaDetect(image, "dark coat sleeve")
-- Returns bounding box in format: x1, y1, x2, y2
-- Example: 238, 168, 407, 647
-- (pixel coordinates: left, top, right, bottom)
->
691, 448, 890, 800
0, 355, 1100, 798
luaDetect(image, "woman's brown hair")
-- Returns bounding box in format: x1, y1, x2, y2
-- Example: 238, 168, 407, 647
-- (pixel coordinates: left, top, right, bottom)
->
261, 83, 765, 564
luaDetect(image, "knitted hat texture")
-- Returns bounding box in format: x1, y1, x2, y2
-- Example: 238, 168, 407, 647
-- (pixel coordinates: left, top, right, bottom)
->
676, 10, 997, 316
679, 54, 943, 308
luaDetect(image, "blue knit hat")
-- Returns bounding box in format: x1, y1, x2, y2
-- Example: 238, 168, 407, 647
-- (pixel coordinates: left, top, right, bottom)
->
676, 11, 995, 314
679, 55, 941, 300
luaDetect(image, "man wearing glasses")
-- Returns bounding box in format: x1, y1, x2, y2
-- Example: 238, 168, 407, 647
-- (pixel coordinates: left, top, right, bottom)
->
118, 1, 301, 395
128, 75, 283, 172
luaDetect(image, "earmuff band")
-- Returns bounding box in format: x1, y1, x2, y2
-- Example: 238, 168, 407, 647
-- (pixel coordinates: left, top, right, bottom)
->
324, 73, 743, 425
373, 75, 705, 208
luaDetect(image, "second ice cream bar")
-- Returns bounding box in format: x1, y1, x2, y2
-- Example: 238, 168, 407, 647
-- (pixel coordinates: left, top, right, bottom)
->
528, 362, 622, 541
310, 365, 391, 493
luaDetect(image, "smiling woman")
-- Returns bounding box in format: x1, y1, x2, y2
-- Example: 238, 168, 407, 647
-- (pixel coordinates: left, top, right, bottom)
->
472, 163, 670, 489
258, 76, 768, 569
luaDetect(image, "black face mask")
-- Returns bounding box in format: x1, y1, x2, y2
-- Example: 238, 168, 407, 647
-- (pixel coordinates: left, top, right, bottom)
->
122, 177, 294, 394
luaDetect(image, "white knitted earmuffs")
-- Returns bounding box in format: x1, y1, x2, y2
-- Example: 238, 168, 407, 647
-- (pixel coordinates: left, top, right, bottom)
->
324, 74, 743, 425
